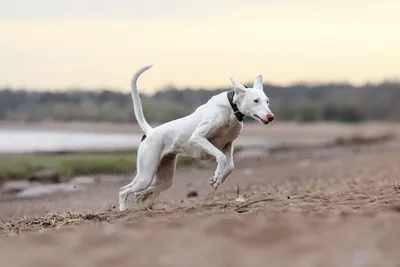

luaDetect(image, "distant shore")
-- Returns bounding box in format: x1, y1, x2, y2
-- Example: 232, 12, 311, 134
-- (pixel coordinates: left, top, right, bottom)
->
1, 120, 399, 140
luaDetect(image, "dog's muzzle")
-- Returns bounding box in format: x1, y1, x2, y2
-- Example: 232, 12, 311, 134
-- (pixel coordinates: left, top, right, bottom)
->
254, 115, 273, 125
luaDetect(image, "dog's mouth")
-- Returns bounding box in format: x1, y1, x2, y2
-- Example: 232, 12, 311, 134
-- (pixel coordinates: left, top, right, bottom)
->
253, 114, 269, 125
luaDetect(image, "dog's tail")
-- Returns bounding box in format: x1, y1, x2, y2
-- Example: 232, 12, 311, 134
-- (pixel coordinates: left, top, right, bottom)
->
130, 64, 154, 134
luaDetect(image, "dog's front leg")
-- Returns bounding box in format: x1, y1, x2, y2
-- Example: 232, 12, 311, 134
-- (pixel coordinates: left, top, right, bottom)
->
189, 116, 227, 189
189, 136, 226, 185
216, 141, 235, 187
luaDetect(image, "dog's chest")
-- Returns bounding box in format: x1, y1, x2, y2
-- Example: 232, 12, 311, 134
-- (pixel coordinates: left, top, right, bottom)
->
183, 115, 243, 160
210, 124, 236, 140
208, 120, 242, 148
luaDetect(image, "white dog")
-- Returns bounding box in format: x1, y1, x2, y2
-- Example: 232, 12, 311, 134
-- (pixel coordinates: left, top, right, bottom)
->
119, 65, 274, 211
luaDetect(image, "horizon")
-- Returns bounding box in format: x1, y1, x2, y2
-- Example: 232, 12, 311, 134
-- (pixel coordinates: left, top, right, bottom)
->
2, 77, 400, 96
1, 0, 400, 93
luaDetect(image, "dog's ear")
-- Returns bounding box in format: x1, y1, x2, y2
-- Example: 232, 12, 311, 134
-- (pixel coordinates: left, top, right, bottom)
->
253, 75, 263, 90
230, 78, 245, 89
230, 78, 246, 104
230, 78, 246, 92
230, 78, 246, 103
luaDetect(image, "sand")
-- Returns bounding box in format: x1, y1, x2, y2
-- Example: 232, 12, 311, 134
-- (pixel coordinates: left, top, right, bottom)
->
1, 123, 400, 266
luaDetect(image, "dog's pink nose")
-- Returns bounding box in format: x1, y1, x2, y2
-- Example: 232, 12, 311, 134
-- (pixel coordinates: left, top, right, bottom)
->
267, 114, 275, 122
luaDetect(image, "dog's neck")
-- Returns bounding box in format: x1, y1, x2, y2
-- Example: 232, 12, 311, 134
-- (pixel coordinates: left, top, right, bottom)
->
227, 89, 245, 122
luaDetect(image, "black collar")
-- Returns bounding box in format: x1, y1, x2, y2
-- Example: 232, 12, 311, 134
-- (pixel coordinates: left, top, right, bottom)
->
227, 89, 245, 122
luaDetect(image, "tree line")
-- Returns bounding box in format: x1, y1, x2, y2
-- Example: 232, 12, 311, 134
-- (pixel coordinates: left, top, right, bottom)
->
1, 80, 399, 123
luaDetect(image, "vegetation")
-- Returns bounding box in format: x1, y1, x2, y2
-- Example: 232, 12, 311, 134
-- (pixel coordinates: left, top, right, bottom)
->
0, 150, 193, 181
1, 80, 400, 124
0, 89, 193, 123
0, 150, 137, 181
153, 81, 400, 122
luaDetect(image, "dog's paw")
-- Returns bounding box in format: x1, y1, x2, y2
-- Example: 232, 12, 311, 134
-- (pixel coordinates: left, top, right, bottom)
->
209, 177, 222, 190
212, 182, 220, 191
208, 176, 216, 185
209, 168, 223, 185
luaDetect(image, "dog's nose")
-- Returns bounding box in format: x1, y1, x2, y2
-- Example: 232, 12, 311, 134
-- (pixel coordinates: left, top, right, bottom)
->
267, 114, 275, 122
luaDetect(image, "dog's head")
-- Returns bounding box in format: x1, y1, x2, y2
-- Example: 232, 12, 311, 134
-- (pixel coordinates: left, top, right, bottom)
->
230, 76, 274, 125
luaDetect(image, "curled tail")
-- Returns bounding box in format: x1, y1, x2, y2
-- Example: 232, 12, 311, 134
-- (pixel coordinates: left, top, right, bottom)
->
130, 64, 154, 134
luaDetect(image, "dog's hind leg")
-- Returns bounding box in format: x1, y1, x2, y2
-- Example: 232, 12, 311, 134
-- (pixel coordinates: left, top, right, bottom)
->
134, 153, 177, 209
118, 142, 162, 211
119, 175, 137, 211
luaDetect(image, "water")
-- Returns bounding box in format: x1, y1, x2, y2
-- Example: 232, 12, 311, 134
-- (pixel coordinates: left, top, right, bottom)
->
0, 130, 144, 154
0, 130, 279, 154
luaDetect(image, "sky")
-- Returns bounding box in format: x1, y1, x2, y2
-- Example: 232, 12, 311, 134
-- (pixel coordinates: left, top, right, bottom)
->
1, 0, 400, 93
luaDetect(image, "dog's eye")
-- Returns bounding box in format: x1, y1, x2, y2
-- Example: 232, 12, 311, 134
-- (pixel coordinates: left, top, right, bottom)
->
267, 100, 270, 104
253, 99, 259, 103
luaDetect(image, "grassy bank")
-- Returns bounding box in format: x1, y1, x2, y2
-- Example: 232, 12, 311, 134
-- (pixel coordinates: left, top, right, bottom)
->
0, 150, 193, 181
0, 150, 138, 181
